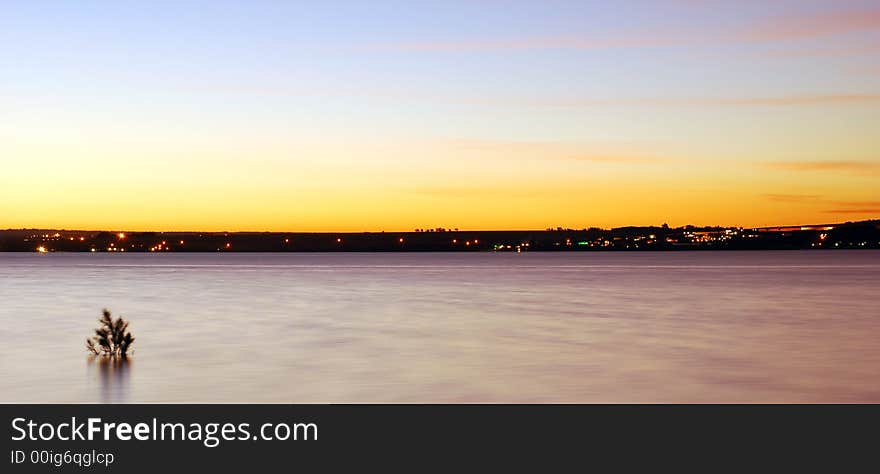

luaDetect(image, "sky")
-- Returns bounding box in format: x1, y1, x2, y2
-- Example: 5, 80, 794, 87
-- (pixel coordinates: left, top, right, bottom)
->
1, 0, 878, 231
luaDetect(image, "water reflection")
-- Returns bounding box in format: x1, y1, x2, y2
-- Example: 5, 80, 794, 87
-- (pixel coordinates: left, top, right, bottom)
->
88, 356, 131, 403
2, 252, 879, 402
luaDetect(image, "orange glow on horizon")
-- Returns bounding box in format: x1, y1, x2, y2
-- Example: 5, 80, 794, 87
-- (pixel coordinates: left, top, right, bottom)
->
3, 172, 875, 231
1, 138, 876, 230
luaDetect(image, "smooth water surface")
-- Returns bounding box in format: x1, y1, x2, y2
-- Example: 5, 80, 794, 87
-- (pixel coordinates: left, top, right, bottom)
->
1, 251, 878, 403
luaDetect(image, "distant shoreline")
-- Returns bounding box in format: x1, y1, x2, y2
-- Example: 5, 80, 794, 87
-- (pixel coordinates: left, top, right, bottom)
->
2, 220, 878, 252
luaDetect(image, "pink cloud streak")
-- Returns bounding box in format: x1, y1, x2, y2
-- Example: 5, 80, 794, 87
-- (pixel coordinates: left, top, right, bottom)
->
365, 7, 880, 52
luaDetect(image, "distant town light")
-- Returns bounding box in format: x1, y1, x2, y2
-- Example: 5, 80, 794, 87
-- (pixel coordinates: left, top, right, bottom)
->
336, 238, 342, 243
399, 238, 404, 243
118, 233, 126, 239
36, 246, 47, 253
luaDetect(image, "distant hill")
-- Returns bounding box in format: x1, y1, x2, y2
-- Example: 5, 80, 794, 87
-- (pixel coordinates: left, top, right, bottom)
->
2, 220, 878, 252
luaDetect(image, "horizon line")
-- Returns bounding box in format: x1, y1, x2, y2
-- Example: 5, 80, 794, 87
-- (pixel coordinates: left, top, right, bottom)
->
3, 219, 877, 234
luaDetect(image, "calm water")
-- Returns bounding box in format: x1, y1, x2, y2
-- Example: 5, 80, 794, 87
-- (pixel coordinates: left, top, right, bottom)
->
1, 251, 878, 403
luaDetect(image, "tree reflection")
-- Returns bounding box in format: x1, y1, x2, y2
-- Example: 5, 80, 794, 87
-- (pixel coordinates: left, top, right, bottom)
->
88, 355, 131, 403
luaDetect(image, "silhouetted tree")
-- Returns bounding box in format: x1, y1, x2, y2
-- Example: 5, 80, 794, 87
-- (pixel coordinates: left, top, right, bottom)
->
86, 309, 135, 358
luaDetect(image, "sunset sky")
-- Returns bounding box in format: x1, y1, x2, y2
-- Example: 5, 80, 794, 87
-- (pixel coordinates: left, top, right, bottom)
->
1, 0, 878, 231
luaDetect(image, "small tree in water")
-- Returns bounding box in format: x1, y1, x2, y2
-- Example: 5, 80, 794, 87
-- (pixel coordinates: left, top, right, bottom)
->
86, 309, 135, 358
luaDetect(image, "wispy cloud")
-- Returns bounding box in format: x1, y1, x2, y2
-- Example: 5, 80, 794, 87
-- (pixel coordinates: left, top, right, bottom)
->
762, 193, 823, 203
743, 8, 880, 42
854, 63, 880, 76
824, 200, 880, 214
761, 195, 880, 216
763, 160, 880, 175
430, 137, 665, 163
364, 32, 682, 53
568, 155, 660, 164
761, 42, 880, 58
365, 7, 880, 53
822, 208, 880, 214
706, 94, 880, 106
405, 185, 565, 199
463, 94, 880, 109
175, 78, 880, 109
832, 200, 880, 207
